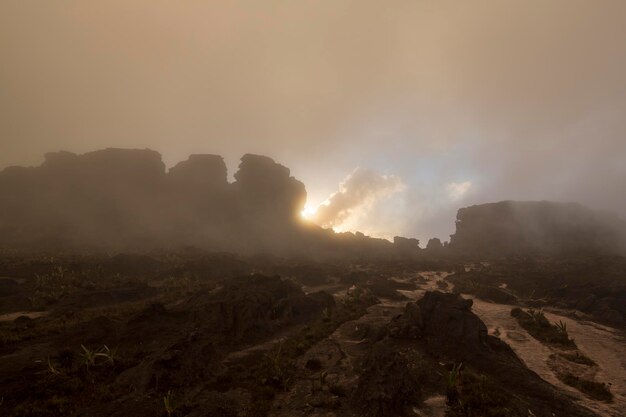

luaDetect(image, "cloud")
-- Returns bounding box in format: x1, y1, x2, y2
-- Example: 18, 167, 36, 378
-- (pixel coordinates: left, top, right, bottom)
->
311, 168, 405, 231
446, 181, 472, 201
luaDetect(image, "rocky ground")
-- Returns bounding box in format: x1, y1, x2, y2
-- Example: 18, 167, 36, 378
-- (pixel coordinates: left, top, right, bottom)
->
0, 252, 624, 417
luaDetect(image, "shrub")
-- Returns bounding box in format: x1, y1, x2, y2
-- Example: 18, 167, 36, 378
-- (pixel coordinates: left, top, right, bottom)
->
558, 373, 612, 402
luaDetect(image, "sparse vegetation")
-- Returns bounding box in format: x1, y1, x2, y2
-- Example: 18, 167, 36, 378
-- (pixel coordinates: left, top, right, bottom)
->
446, 362, 463, 404
79, 344, 118, 373
260, 340, 294, 391
446, 368, 520, 417
557, 372, 613, 402
163, 390, 176, 416
510, 308, 575, 347
557, 351, 596, 366
46, 356, 61, 376
79, 345, 98, 372
554, 320, 568, 334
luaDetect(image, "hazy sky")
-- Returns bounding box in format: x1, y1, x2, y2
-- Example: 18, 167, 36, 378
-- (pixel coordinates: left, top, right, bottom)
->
2, 1, 625, 243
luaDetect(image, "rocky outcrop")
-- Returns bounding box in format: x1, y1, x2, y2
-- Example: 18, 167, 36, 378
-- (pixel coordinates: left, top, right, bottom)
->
424, 237, 446, 256
393, 236, 420, 256
390, 291, 489, 358
168, 154, 228, 188
0, 149, 311, 254
234, 154, 306, 223
449, 200, 626, 256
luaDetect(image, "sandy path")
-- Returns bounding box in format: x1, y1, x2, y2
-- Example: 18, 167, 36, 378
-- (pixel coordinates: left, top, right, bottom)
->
468, 296, 626, 417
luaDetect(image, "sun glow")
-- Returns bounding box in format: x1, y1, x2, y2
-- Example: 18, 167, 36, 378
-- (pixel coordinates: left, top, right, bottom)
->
300, 204, 318, 219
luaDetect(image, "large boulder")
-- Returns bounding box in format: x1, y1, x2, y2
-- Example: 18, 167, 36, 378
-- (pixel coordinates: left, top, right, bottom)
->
390, 291, 489, 359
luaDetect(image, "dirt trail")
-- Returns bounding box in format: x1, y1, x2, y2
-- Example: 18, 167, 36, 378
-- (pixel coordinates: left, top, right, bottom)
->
467, 296, 626, 417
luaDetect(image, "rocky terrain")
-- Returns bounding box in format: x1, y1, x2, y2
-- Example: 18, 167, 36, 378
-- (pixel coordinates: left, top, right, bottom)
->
1, 252, 624, 417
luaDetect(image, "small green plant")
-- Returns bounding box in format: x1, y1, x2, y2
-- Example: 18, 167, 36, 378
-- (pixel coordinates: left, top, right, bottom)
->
47, 356, 61, 375
322, 307, 332, 321
447, 369, 515, 417
79, 344, 118, 372
511, 308, 575, 347
80, 345, 97, 372
446, 362, 463, 404
528, 308, 546, 325
263, 340, 292, 391
94, 345, 117, 365
163, 390, 175, 416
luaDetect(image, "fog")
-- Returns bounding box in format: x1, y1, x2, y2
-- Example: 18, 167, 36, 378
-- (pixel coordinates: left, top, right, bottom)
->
1, 1, 625, 243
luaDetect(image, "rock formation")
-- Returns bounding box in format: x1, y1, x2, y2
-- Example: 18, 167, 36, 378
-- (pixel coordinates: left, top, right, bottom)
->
390, 291, 490, 359
0, 149, 308, 253
0, 148, 424, 257
449, 200, 626, 256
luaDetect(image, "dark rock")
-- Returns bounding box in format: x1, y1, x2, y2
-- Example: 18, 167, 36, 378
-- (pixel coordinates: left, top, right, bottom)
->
366, 278, 408, 300
426, 238, 444, 251
393, 236, 420, 256
233, 153, 306, 223
0, 278, 19, 296
449, 200, 626, 256
418, 291, 488, 357
181, 275, 327, 341
353, 343, 418, 417
13, 315, 33, 329
389, 302, 423, 339
393, 291, 490, 359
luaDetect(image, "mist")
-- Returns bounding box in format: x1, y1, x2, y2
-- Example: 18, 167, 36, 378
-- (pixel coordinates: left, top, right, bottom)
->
1, 1, 625, 243
4, 4, 626, 416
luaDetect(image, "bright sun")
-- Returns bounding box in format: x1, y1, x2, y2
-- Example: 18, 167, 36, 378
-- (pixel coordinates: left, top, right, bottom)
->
300, 204, 318, 219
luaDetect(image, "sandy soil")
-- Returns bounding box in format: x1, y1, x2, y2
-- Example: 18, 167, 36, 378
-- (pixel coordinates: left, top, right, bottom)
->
468, 297, 625, 417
